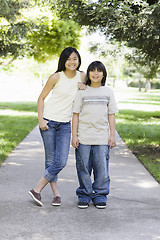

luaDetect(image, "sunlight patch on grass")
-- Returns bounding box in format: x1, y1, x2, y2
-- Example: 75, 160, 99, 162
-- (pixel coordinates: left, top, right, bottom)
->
0, 109, 37, 116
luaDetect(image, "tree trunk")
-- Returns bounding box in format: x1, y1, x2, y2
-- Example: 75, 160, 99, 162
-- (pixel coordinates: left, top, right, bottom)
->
138, 80, 142, 92
145, 79, 151, 92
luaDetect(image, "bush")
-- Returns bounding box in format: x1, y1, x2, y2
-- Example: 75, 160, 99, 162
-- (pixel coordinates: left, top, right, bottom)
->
128, 80, 160, 89
151, 81, 160, 89
128, 81, 145, 88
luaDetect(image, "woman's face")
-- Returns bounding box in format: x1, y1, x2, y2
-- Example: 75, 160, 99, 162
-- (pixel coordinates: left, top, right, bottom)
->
65, 52, 79, 71
89, 68, 103, 87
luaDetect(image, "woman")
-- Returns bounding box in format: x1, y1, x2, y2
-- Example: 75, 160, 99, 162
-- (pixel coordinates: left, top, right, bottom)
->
29, 47, 86, 206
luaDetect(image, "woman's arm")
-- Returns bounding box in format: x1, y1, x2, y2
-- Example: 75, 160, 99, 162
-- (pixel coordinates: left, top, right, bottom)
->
72, 113, 79, 148
78, 71, 86, 90
37, 72, 59, 130
80, 71, 86, 84
108, 114, 116, 149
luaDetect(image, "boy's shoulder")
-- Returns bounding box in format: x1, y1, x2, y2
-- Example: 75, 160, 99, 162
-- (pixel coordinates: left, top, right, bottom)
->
77, 89, 86, 95
77, 85, 113, 95
77, 86, 90, 95
103, 85, 115, 94
103, 85, 112, 90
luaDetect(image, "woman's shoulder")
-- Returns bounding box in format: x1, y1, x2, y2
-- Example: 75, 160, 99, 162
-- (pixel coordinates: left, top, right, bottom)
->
46, 72, 60, 87
50, 72, 60, 80
49, 72, 60, 81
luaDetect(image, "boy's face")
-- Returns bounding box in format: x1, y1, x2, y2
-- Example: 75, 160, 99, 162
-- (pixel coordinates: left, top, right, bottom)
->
89, 68, 103, 87
65, 52, 79, 71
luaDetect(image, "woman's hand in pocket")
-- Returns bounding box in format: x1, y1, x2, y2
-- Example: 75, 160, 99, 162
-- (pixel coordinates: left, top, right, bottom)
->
39, 119, 49, 130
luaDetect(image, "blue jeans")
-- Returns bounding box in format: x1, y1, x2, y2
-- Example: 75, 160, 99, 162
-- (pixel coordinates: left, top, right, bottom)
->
75, 144, 110, 204
40, 120, 71, 182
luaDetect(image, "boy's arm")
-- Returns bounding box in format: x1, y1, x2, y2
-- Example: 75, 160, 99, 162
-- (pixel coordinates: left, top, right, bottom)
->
72, 113, 79, 148
108, 114, 116, 149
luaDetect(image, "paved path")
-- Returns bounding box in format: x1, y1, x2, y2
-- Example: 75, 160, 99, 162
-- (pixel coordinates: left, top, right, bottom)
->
0, 126, 160, 240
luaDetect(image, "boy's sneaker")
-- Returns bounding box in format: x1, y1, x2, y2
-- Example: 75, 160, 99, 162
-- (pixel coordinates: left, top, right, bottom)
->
52, 196, 61, 206
95, 202, 106, 209
28, 189, 43, 206
78, 202, 89, 209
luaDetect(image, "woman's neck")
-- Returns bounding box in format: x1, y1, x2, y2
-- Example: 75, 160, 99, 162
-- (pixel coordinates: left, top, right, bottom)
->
64, 69, 77, 78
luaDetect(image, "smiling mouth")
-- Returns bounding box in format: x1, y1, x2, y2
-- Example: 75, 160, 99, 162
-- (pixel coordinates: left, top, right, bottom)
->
69, 65, 76, 67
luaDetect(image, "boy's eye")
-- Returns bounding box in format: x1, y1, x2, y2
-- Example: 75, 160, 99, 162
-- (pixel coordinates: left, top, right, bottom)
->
90, 69, 102, 73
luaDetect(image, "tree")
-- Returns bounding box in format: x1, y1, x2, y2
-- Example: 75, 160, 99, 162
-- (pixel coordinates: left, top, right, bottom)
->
0, 0, 30, 64
0, 0, 81, 65
55, 0, 160, 82
27, 17, 80, 62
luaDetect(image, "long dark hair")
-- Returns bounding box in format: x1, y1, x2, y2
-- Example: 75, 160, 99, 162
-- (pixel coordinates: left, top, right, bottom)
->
56, 47, 81, 72
86, 61, 107, 86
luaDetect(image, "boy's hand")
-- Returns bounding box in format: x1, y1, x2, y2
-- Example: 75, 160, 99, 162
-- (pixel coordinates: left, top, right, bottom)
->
78, 82, 86, 90
108, 136, 116, 149
72, 136, 79, 148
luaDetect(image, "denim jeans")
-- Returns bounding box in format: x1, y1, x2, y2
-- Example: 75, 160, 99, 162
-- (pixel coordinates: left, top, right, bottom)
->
75, 144, 110, 204
40, 120, 71, 182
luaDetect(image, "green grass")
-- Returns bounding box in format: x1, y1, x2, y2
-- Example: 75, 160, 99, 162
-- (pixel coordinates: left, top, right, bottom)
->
115, 87, 160, 103
0, 89, 160, 183
0, 102, 38, 165
119, 101, 160, 105
0, 101, 37, 112
115, 88, 160, 183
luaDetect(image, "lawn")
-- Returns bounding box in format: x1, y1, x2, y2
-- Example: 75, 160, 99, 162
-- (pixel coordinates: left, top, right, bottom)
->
0, 102, 38, 165
0, 88, 160, 183
115, 88, 160, 183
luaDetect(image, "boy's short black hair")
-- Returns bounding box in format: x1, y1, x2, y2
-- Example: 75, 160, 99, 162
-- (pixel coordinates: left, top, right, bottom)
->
56, 47, 81, 72
86, 61, 107, 86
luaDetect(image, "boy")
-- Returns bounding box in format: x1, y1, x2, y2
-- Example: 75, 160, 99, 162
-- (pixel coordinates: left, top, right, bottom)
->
72, 61, 118, 209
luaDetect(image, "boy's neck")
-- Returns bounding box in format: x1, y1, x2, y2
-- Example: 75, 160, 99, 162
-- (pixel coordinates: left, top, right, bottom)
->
90, 83, 101, 88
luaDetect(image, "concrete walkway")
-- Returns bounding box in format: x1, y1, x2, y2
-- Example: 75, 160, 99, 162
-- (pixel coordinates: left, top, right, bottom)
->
0, 126, 160, 240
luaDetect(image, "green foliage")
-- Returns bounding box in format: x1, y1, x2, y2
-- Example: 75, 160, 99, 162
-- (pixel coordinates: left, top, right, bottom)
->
56, 0, 160, 78
0, 21, 30, 60
0, 0, 26, 21
0, 0, 81, 64
28, 17, 81, 62
0, 0, 32, 64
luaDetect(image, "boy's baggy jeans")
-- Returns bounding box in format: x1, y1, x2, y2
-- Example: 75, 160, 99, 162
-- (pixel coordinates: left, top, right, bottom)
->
40, 120, 71, 182
75, 144, 110, 204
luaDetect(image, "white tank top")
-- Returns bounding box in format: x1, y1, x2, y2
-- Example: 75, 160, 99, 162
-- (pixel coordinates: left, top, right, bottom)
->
43, 71, 81, 122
